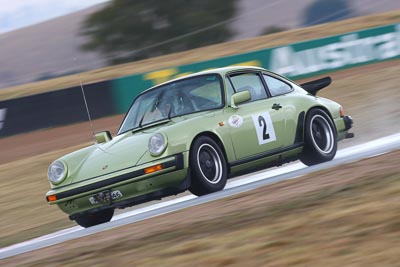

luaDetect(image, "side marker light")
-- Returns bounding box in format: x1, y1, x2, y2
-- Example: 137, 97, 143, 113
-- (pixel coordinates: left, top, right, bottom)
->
144, 164, 163, 174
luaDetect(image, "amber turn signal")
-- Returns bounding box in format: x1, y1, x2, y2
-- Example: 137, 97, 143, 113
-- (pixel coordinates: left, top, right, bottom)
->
47, 195, 57, 202
144, 164, 163, 174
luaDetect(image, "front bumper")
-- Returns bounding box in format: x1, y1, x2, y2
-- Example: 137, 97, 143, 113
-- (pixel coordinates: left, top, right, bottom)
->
46, 153, 188, 216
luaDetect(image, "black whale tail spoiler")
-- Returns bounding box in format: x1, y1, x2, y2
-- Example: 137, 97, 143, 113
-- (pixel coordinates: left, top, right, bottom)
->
300, 76, 332, 96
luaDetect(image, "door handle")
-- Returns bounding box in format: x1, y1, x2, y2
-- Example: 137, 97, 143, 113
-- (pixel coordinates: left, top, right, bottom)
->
272, 103, 282, 110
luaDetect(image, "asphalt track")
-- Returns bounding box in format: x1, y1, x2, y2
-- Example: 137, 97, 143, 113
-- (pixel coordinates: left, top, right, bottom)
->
1, 133, 400, 259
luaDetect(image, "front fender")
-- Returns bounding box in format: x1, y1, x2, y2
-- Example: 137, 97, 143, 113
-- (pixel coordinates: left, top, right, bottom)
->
137, 110, 236, 165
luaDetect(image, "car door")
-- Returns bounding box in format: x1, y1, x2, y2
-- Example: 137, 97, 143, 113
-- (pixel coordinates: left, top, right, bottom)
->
225, 71, 288, 160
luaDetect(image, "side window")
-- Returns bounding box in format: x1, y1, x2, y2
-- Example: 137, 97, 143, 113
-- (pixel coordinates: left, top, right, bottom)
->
230, 73, 268, 101
263, 74, 292, 96
189, 80, 223, 111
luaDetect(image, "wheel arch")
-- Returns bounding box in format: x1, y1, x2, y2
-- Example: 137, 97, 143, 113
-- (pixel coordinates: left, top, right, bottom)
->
302, 105, 336, 138
306, 105, 334, 120
189, 131, 231, 174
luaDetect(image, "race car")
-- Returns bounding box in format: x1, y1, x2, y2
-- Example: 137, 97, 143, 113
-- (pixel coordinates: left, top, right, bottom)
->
46, 66, 353, 227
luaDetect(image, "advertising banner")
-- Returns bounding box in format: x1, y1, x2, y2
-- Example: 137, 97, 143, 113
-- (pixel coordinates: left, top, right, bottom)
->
111, 23, 400, 112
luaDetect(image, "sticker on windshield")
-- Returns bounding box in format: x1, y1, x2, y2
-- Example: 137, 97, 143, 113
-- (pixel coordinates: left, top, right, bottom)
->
251, 112, 276, 145
228, 115, 243, 128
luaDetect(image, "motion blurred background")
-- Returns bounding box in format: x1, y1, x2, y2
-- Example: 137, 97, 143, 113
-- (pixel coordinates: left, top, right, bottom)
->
0, 0, 399, 88
1, 1, 400, 265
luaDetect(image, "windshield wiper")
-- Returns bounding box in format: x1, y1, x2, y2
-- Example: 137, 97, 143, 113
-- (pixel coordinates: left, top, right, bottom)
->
167, 106, 173, 120
137, 103, 153, 129
138, 113, 145, 128
130, 105, 172, 134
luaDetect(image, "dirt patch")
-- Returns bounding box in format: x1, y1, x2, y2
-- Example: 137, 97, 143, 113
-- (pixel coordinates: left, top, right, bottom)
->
2, 150, 400, 266
318, 60, 400, 145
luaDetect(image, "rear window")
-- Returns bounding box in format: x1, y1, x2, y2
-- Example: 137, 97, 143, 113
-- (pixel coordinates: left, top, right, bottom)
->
263, 74, 292, 96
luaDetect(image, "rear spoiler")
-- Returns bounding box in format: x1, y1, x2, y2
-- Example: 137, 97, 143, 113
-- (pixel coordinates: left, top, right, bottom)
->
300, 76, 332, 96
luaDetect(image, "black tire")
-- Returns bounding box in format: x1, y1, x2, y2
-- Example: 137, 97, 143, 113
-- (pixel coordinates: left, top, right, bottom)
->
189, 136, 227, 196
300, 109, 337, 166
74, 208, 114, 228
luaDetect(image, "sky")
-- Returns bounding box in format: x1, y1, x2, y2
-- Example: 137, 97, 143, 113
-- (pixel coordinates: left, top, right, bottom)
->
0, 0, 110, 33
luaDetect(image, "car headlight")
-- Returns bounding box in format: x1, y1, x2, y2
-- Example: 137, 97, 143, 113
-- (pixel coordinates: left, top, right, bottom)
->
148, 133, 167, 156
47, 161, 67, 184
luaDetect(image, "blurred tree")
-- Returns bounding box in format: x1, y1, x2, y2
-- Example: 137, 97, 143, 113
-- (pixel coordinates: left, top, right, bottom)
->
302, 0, 355, 26
81, 0, 237, 64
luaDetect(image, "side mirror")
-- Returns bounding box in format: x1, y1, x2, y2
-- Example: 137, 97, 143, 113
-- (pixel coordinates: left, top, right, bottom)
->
231, 90, 251, 108
95, 131, 112, 144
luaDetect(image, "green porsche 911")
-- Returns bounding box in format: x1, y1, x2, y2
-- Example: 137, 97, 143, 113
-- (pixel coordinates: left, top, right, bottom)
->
46, 66, 353, 227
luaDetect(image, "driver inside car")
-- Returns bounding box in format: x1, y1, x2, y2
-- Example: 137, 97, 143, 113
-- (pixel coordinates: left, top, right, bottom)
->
143, 97, 173, 123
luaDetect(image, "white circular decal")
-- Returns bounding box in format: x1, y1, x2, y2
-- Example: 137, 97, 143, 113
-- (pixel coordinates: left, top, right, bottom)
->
228, 115, 243, 128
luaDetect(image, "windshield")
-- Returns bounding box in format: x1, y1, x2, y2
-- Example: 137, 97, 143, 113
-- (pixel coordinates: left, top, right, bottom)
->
118, 74, 224, 134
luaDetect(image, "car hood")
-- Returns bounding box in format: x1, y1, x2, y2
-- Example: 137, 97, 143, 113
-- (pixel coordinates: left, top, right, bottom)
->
62, 132, 151, 185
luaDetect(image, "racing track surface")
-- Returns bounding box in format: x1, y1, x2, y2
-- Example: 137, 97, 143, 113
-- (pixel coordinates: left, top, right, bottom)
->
1, 133, 399, 259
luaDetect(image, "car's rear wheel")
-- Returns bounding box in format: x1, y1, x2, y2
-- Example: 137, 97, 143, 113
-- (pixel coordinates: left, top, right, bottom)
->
300, 109, 337, 166
74, 208, 114, 228
189, 136, 227, 196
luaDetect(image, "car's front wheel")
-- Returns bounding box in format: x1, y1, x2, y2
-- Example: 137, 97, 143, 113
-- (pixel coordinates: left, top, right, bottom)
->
300, 109, 337, 166
189, 136, 227, 196
74, 208, 114, 228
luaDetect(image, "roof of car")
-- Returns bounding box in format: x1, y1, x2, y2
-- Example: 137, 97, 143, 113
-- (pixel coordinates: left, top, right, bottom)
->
186, 65, 266, 76
151, 66, 267, 89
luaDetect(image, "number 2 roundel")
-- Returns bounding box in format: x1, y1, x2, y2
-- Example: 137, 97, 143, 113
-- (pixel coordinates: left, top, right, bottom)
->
251, 112, 277, 145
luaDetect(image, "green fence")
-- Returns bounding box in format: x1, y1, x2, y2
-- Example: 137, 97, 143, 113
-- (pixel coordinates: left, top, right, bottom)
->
111, 23, 400, 113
